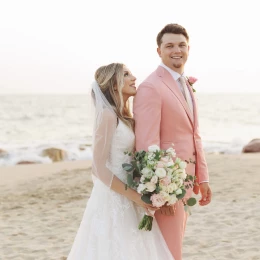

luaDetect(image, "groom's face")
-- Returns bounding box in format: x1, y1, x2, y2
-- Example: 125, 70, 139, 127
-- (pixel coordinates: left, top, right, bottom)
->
157, 33, 189, 74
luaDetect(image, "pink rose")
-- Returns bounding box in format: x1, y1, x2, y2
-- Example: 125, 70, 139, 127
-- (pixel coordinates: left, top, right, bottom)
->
151, 193, 166, 207
159, 176, 171, 186
188, 76, 197, 84
156, 162, 165, 168
160, 157, 169, 163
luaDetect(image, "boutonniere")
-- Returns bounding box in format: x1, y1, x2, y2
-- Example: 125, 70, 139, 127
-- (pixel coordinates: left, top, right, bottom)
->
186, 76, 198, 92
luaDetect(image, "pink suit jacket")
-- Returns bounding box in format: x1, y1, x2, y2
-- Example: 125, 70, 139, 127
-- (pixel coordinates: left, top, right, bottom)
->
134, 66, 209, 185
134, 66, 209, 259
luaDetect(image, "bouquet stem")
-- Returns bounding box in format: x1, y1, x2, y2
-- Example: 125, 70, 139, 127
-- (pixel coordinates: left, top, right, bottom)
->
138, 215, 153, 231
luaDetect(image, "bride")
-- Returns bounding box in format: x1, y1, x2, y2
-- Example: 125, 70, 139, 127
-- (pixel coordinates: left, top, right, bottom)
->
67, 63, 174, 260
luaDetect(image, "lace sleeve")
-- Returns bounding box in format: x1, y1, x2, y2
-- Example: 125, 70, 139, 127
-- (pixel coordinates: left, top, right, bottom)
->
91, 108, 116, 187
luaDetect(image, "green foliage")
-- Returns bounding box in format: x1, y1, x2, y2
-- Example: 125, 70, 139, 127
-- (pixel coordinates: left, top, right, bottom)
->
184, 205, 192, 215
141, 194, 152, 205
176, 189, 186, 200
131, 160, 141, 174
154, 150, 161, 161
127, 174, 136, 188
138, 215, 153, 231
187, 197, 197, 206
122, 163, 134, 172
133, 169, 141, 179
155, 185, 161, 193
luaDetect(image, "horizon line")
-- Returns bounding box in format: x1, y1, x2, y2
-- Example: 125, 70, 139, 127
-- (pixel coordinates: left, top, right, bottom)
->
1, 91, 260, 95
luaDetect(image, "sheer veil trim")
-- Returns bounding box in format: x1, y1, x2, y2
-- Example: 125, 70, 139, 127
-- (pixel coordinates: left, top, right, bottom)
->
91, 81, 117, 187
91, 81, 116, 128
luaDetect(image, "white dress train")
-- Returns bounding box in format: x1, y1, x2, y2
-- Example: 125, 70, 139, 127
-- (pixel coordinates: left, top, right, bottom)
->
67, 120, 174, 260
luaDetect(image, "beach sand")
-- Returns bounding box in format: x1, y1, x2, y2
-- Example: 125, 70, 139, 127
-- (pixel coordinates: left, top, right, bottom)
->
0, 154, 260, 260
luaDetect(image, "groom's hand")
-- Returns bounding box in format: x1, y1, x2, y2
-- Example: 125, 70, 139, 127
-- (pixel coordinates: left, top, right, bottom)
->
199, 183, 212, 206
160, 204, 176, 216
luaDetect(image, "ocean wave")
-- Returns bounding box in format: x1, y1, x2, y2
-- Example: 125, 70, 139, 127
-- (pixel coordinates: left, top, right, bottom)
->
0, 142, 92, 166
0, 138, 248, 167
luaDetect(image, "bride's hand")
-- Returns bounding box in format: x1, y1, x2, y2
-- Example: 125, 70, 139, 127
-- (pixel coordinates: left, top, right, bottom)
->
133, 194, 159, 213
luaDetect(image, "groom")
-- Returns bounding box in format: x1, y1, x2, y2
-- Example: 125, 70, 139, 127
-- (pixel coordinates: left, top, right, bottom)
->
134, 24, 212, 260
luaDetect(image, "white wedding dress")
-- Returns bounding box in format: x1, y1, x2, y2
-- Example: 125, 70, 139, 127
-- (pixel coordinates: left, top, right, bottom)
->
67, 119, 174, 260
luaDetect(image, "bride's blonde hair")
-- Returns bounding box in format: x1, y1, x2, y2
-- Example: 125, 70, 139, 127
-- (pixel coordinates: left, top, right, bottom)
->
94, 63, 134, 130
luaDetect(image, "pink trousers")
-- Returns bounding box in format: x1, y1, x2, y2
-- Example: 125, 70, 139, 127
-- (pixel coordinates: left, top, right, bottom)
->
155, 201, 188, 260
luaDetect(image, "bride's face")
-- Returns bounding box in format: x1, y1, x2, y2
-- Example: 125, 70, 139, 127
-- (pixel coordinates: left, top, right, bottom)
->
121, 66, 137, 100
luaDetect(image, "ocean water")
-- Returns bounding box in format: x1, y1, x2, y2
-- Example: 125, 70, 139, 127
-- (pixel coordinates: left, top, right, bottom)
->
0, 93, 259, 166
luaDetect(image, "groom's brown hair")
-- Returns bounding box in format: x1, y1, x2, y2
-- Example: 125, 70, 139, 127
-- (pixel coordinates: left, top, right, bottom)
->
156, 24, 189, 47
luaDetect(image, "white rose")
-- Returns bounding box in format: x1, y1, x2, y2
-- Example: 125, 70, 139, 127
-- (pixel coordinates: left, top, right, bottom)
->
150, 175, 158, 184
176, 179, 184, 187
166, 147, 176, 157
148, 145, 160, 153
179, 161, 187, 169
167, 194, 178, 205
180, 169, 187, 179
159, 183, 167, 192
137, 184, 146, 194
167, 169, 174, 176
155, 168, 167, 178
175, 158, 181, 164
148, 152, 155, 160
148, 160, 156, 167
145, 182, 156, 192
166, 161, 174, 167
140, 176, 146, 182
175, 169, 186, 179
175, 169, 184, 174
141, 167, 152, 178
176, 188, 183, 195
168, 183, 178, 193
159, 191, 170, 202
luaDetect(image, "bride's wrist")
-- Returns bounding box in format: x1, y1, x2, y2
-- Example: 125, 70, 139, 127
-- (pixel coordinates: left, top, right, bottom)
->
126, 189, 140, 204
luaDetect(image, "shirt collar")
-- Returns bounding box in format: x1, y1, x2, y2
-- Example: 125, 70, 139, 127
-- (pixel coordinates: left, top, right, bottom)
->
159, 62, 185, 81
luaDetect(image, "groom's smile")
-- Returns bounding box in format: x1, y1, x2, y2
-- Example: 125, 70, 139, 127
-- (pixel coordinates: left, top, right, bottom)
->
171, 56, 182, 59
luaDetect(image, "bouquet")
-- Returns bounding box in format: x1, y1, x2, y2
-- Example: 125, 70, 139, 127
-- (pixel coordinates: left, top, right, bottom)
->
122, 144, 197, 231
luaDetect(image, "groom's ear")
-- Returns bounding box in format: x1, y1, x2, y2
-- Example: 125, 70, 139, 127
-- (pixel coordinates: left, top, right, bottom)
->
157, 47, 161, 57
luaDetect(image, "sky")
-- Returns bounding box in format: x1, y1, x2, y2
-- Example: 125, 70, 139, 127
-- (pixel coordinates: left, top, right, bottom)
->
0, 0, 260, 94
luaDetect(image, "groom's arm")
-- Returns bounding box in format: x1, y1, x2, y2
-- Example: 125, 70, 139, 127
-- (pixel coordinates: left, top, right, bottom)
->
134, 82, 161, 151
193, 109, 212, 205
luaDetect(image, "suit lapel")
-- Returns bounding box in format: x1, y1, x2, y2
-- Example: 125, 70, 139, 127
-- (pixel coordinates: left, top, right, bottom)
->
157, 67, 194, 126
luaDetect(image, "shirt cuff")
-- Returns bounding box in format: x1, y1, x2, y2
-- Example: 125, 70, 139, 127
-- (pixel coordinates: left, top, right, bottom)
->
199, 181, 209, 184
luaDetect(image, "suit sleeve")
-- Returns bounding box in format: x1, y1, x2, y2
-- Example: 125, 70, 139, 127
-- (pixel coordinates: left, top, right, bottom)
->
194, 110, 209, 183
134, 82, 161, 151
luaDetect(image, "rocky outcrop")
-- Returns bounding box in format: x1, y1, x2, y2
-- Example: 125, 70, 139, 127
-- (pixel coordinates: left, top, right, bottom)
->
242, 139, 260, 153
17, 161, 38, 165
0, 149, 8, 158
79, 144, 90, 151
42, 148, 67, 162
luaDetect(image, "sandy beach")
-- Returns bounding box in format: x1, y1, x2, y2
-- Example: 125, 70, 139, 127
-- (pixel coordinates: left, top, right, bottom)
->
0, 154, 260, 260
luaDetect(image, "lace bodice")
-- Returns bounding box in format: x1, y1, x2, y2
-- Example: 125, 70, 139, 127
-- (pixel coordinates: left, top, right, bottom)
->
107, 120, 135, 183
